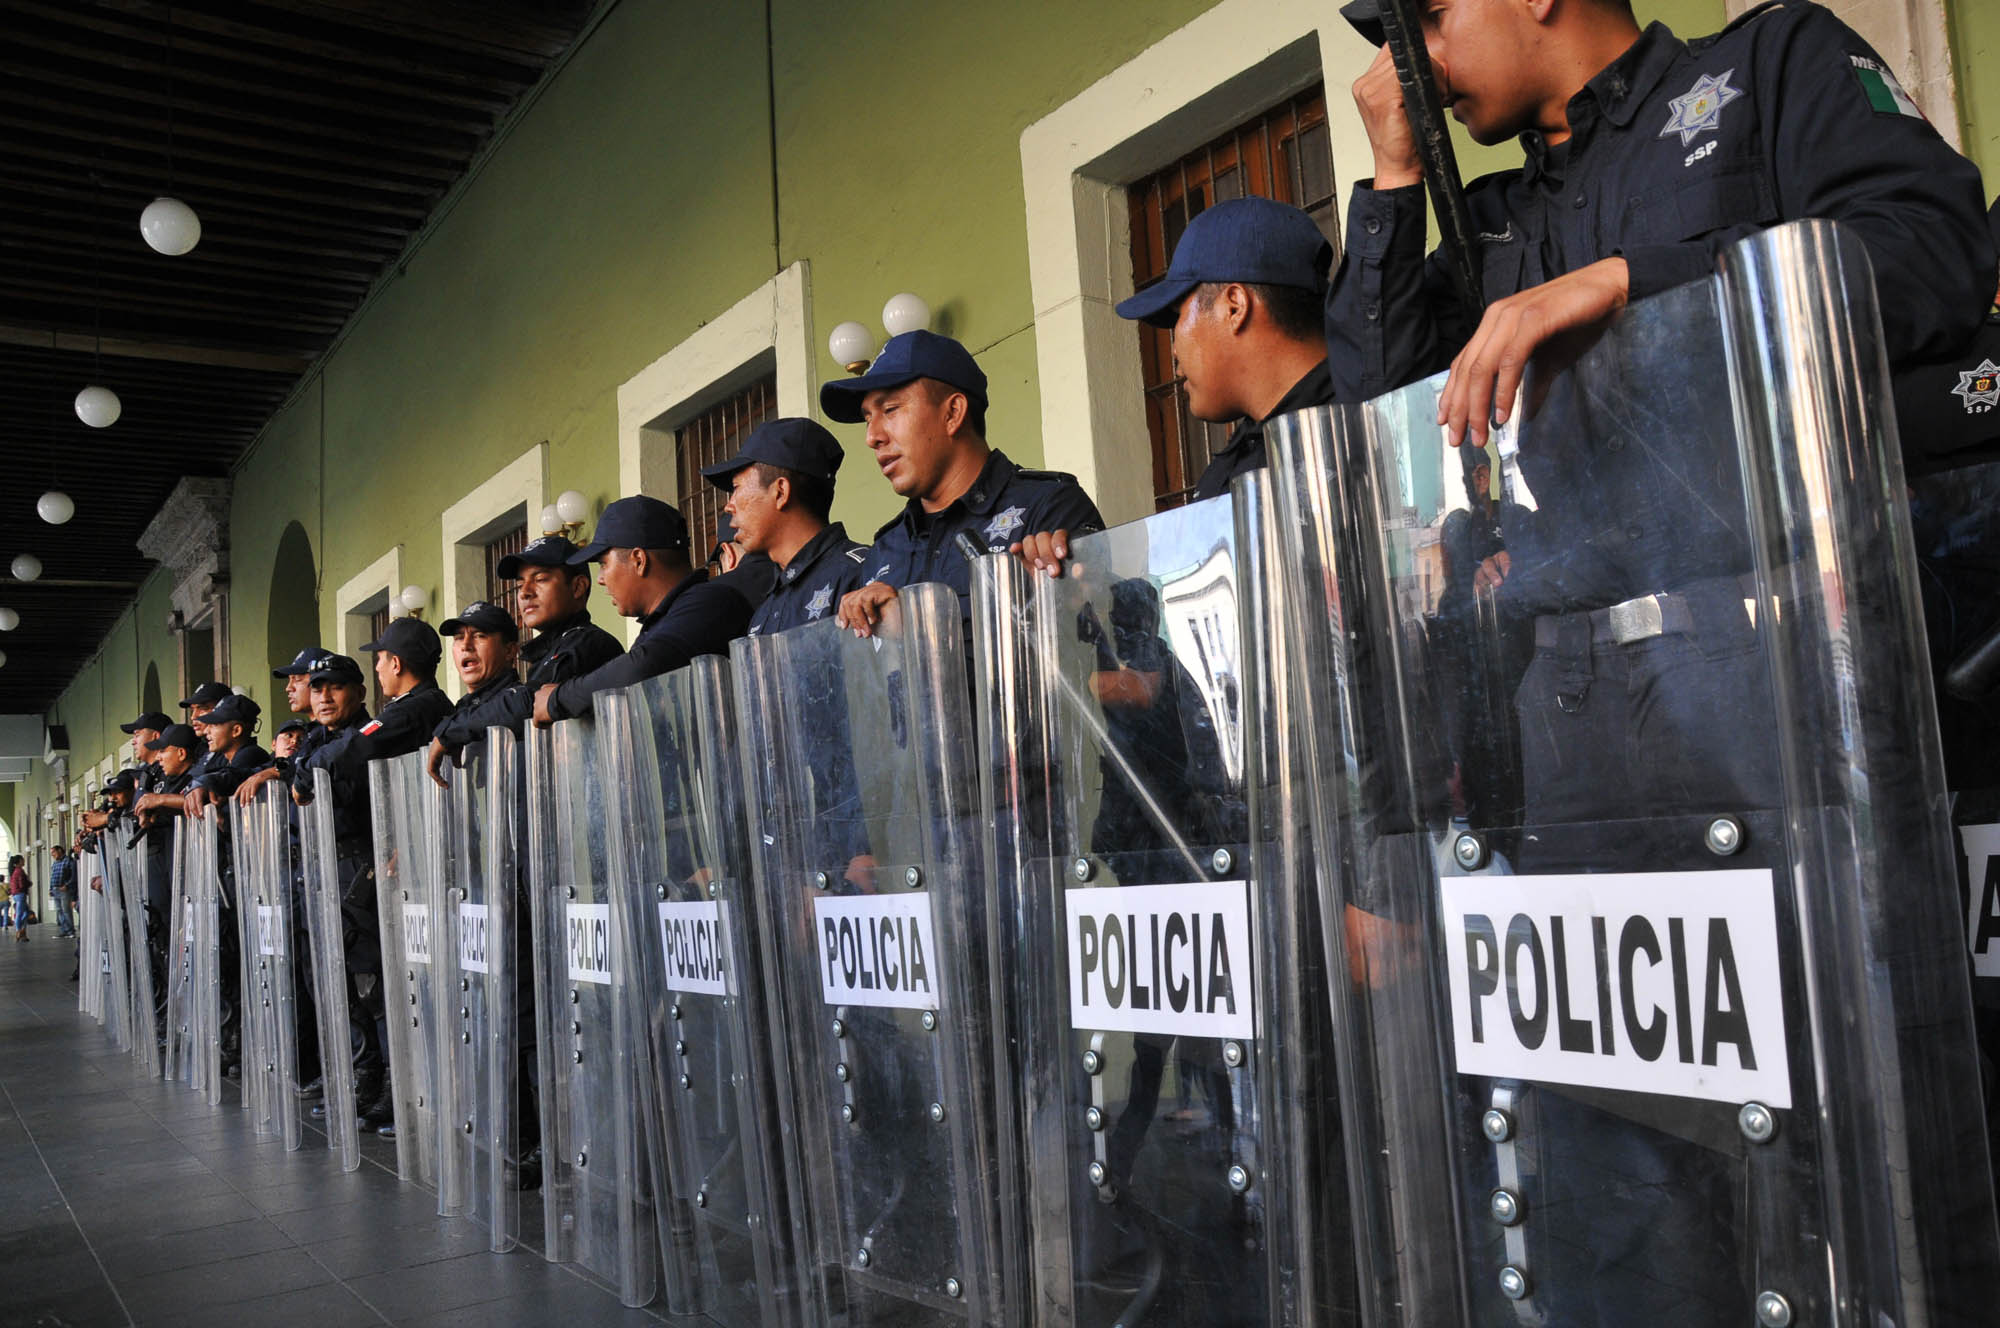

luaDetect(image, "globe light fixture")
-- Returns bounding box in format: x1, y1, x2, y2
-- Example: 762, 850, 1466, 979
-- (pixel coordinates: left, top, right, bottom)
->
0, 608, 17, 631
140, 197, 202, 256
540, 503, 563, 536
36, 491, 74, 525
828, 321, 877, 374
11, 555, 42, 582
74, 385, 121, 428
554, 489, 590, 526
0, 650, 8, 670
881, 292, 932, 338
398, 584, 427, 617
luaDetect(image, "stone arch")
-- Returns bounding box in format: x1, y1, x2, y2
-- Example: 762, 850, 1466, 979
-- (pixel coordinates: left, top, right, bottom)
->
266, 521, 320, 676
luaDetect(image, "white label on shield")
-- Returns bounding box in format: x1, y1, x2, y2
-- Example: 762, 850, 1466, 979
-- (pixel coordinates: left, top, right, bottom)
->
257, 905, 282, 956
1441, 870, 1790, 1109
566, 902, 612, 984
1958, 823, 2000, 978
403, 904, 431, 964
1065, 881, 1256, 1039
660, 900, 727, 995
459, 903, 489, 975
812, 893, 939, 1010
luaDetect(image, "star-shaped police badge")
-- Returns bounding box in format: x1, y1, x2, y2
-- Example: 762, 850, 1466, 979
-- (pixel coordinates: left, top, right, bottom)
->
1659, 69, 1744, 146
805, 585, 835, 620
1953, 359, 2000, 414
983, 505, 1027, 544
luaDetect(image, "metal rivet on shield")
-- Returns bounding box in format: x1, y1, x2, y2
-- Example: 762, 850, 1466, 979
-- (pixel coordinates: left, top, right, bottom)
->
831, 1018, 845, 1038
656, 884, 668, 900
459, 1006, 469, 1020
1226, 1164, 1251, 1193
1489, 1189, 1522, 1225
680, 1074, 691, 1091
854, 1248, 870, 1269
1209, 848, 1233, 875
835, 1062, 850, 1082
944, 1277, 962, 1299
565, 885, 576, 900
410, 1016, 420, 1028
409, 993, 418, 1006
920, 1011, 937, 1032
570, 989, 581, 1005
1498, 1266, 1529, 1301
415, 1095, 424, 1108
573, 1050, 583, 1063
1084, 1106, 1103, 1131
401, 890, 409, 902
1738, 1102, 1776, 1145
1755, 1291, 1793, 1327
1088, 1161, 1107, 1186
571, 1021, 581, 1035
1481, 1109, 1514, 1142
407, 970, 416, 983
1071, 858, 1094, 882
1082, 1049, 1103, 1075
461, 1032, 470, 1044
814, 871, 831, 889
841, 1103, 855, 1123
674, 1039, 687, 1057
928, 1102, 945, 1123
695, 1188, 707, 1208
1453, 832, 1487, 871
670, 1003, 682, 1021
460, 978, 469, 992
464, 1121, 473, 1135
904, 866, 923, 889
575, 1150, 587, 1168
1222, 1041, 1244, 1068
1705, 816, 1744, 856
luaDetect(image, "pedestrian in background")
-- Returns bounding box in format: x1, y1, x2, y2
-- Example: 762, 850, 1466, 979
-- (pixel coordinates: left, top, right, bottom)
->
7, 856, 29, 942
49, 843, 76, 939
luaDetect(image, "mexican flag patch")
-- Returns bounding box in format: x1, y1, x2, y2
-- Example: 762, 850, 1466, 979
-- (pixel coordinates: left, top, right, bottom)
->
1850, 54, 1924, 120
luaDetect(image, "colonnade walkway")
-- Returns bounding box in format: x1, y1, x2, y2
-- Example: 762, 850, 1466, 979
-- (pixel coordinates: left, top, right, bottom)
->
0, 933, 698, 1327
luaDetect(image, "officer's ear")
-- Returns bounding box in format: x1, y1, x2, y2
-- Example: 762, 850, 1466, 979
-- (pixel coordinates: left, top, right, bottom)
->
769, 472, 793, 514
1218, 282, 1254, 335
628, 546, 650, 578
939, 388, 970, 440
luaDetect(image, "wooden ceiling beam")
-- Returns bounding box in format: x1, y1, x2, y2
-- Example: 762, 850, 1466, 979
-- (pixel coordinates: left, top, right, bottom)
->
245, 0, 587, 63
0, 326, 311, 374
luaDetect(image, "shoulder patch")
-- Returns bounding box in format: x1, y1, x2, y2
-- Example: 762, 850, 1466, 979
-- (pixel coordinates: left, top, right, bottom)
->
1848, 54, 1925, 120
842, 548, 869, 564
360, 719, 383, 736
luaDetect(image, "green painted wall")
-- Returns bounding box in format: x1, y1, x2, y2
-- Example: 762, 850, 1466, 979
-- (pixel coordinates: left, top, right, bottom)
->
1950, 0, 2000, 195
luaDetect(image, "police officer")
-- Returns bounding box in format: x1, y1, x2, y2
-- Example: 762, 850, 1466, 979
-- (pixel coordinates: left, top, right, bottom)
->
826, 330, 1103, 634
531, 496, 753, 724
706, 509, 777, 612
115, 710, 175, 1028
180, 681, 231, 728
238, 648, 333, 807
428, 601, 522, 771
703, 416, 872, 636
271, 719, 308, 762
1113, 195, 1336, 501
184, 695, 270, 813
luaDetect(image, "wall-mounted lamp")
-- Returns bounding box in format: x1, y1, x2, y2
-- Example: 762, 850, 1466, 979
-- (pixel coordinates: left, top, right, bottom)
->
827, 292, 933, 374
397, 584, 428, 619
540, 489, 591, 538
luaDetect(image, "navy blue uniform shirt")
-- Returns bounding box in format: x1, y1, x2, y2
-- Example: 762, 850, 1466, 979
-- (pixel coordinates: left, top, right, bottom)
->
192, 743, 272, 801
867, 448, 1103, 620
749, 522, 872, 637
1193, 361, 1335, 501
430, 671, 523, 755
547, 571, 753, 721
1327, 4, 1995, 400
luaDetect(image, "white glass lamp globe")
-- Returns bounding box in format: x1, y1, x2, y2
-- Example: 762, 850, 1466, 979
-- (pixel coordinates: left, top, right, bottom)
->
0, 608, 16, 631
554, 490, 590, 526
36, 491, 74, 524
882, 292, 931, 338
540, 504, 563, 535
828, 321, 876, 372
0, 650, 7, 670
11, 555, 41, 582
140, 196, 202, 256
399, 585, 426, 615
75, 385, 121, 428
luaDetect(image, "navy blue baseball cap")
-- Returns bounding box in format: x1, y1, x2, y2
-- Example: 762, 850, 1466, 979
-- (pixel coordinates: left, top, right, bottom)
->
275, 719, 309, 737
180, 681, 232, 710
1339, 0, 1385, 46
202, 694, 260, 727
819, 330, 988, 425
496, 534, 583, 579
103, 769, 138, 795
568, 496, 691, 562
440, 601, 519, 641
701, 417, 846, 487
273, 646, 332, 679
144, 723, 199, 753
1114, 196, 1334, 327
120, 711, 172, 734
308, 653, 365, 687
362, 616, 442, 669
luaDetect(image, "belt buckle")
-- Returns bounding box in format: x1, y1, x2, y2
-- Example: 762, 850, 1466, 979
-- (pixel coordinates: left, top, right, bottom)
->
1607, 594, 1665, 645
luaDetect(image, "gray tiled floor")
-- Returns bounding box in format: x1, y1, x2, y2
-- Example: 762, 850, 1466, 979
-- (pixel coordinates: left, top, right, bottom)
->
0, 934, 701, 1327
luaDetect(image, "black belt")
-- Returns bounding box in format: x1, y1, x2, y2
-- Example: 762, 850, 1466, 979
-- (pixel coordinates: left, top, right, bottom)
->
1534, 573, 1764, 650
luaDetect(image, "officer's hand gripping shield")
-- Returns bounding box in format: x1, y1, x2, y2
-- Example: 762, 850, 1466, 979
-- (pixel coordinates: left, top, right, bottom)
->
524, 717, 659, 1308
371, 750, 450, 1196
439, 728, 520, 1250
304, 767, 362, 1172
970, 489, 1353, 1325
733, 584, 1018, 1324
1265, 218, 2000, 1326
235, 784, 303, 1149
596, 659, 811, 1325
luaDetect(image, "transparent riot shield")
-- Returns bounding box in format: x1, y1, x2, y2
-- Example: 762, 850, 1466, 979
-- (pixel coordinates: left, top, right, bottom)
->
598, 661, 809, 1327
525, 717, 658, 1308
189, 810, 225, 1106
371, 749, 448, 1195
237, 788, 302, 1150
115, 831, 161, 1079
163, 820, 196, 1085
1266, 218, 2000, 1326
91, 845, 132, 1052
78, 847, 102, 1022
440, 728, 519, 1251
304, 768, 362, 1172
734, 583, 1017, 1324
971, 490, 1346, 1325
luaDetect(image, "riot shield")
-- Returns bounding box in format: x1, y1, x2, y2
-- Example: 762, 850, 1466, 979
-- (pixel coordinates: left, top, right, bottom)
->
524, 717, 658, 1308
304, 768, 362, 1172
1265, 218, 2000, 1326
78, 847, 102, 1022
189, 810, 225, 1106
90, 845, 132, 1052
970, 490, 1347, 1325
237, 787, 303, 1150
115, 830, 160, 1079
163, 820, 197, 1086
371, 749, 448, 1195
598, 660, 809, 1327
734, 582, 1017, 1324
440, 727, 519, 1251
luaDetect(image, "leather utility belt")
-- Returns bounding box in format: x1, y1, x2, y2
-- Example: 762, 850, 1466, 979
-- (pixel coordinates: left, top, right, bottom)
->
1535, 573, 1767, 650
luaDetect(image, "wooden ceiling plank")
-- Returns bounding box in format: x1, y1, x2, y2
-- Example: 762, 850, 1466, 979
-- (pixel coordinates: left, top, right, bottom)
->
0, 326, 312, 374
